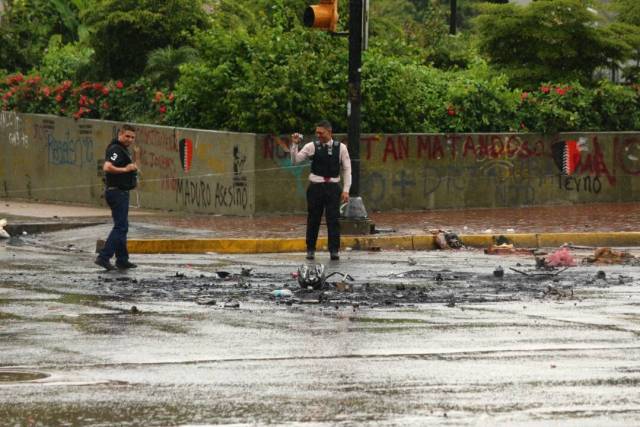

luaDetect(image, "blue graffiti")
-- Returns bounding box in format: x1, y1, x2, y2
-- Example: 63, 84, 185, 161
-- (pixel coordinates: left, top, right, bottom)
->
47, 133, 94, 167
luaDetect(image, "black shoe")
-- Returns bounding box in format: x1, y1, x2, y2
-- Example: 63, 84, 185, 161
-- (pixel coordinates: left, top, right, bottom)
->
95, 257, 115, 271
116, 260, 137, 270
306, 251, 315, 260
330, 252, 340, 261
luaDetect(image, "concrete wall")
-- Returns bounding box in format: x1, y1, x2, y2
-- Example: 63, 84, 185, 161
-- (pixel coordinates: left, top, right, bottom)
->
255, 132, 640, 213
0, 112, 256, 215
2, 112, 640, 215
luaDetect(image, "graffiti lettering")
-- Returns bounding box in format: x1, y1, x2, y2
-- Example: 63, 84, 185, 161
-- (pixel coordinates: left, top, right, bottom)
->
176, 179, 212, 208
558, 175, 602, 194
47, 133, 94, 167
0, 111, 29, 147
135, 127, 177, 152
215, 183, 248, 209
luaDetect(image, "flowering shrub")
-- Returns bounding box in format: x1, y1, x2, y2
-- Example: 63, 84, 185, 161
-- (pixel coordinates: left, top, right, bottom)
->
515, 82, 596, 135
1, 73, 170, 123
1, 71, 639, 133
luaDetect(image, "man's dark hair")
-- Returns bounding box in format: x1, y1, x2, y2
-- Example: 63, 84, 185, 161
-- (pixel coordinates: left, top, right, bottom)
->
120, 124, 136, 133
316, 120, 332, 131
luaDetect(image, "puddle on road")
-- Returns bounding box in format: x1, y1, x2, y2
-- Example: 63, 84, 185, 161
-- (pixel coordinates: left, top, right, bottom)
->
0, 370, 49, 383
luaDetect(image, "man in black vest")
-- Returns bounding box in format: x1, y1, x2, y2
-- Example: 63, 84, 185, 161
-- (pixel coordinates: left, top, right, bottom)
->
95, 124, 139, 271
291, 120, 351, 261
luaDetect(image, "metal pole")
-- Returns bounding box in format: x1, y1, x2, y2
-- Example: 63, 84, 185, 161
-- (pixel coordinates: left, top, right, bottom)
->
348, 0, 363, 196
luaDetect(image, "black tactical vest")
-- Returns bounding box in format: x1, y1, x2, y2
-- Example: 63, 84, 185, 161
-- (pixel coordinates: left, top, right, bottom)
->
310, 140, 340, 178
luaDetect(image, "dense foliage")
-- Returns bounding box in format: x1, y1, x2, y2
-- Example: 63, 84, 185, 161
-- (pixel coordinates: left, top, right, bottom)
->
1, 0, 640, 134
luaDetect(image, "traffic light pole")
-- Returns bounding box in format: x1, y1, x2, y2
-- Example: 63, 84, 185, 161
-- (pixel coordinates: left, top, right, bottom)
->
341, 0, 371, 231
347, 0, 363, 197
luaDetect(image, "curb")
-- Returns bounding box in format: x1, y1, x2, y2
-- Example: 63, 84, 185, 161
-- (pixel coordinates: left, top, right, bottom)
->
7, 221, 107, 236
126, 232, 640, 254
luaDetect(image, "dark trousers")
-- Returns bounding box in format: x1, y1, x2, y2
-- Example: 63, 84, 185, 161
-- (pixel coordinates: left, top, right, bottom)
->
99, 189, 129, 263
306, 182, 341, 253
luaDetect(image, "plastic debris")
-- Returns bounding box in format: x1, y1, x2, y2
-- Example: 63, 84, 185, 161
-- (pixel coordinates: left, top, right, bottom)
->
272, 289, 293, 298
545, 247, 576, 267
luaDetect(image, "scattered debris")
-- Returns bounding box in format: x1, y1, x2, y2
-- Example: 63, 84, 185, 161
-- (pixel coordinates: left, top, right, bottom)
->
297, 264, 326, 290
224, 301, 240, 309
430, 229, 463, 249
241, 267, 253, 277
542, 285, 573, 299
408, 257, 417, 266
446, 294, 456, 307
495, 235, 511, 245
493, 266, 504, 278
196, 299, 217, 306
0, 219, 9, 239
596, 270, 606, 280
335, 282, 351, 292
584, 247, 638, 265
130, 306, 140, 314
271, 289, 292, 298
216, 271, 231, 278
545, 247, 577, 267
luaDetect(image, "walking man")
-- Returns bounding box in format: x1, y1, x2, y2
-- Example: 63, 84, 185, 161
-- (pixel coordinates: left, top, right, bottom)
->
291, 120, 351, 260
95, 124, 139, 271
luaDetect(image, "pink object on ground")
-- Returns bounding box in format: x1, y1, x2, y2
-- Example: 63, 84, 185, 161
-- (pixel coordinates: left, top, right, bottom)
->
546, 247, 576, 267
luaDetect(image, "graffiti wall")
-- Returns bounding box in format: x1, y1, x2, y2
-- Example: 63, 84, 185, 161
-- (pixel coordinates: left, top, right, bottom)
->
255, 132, 640, 213
1, 113, 639, 215
0, 113, 256, 215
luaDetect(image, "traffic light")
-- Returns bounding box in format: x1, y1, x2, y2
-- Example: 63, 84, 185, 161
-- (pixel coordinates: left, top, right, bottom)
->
303, 0, 339, 32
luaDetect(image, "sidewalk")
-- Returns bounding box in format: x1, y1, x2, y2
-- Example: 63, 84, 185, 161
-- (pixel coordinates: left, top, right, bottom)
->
1, 199, 639, 252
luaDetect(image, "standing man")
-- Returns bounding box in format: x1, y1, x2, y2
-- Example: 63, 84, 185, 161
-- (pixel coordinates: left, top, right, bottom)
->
95, 124, 139, 271
291, 120, 351, 261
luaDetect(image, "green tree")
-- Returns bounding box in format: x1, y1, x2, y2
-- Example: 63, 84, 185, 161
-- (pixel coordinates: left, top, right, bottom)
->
474, 0, 630, 88
38, 36, 94, 83
168, 0, 346, 132
84, 0, 209, 81
0, 0, 80, 72
145, 46, 199, 89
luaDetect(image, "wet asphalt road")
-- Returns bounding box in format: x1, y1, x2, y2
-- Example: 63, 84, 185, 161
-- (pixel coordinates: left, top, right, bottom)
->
1, 224, 640, 426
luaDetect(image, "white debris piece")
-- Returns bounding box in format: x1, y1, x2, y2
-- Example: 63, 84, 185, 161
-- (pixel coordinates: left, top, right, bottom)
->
0, 219, 9, 239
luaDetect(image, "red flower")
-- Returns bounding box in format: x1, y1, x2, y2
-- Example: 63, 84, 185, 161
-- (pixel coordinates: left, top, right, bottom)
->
555, 87, 566, 96
101, 101, 109, 110
115, 81, 124, 89
41, 87, 51, 97
55, 94, 63, 103
79, 95, 88, 106
541, 85, 550, 94
93, 82, 103, 91
88, 98, 95, 105
447, 105, 456, 116
7, 73, 24, 85
154, 91, 164, 102
101, 87, 110, 96
159, 105, 167, 114
168, 92, 175, 102
520, 91, 529, 101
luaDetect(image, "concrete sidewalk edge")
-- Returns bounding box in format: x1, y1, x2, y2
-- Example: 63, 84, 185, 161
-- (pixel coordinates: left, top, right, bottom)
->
126, 232, 640, 254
